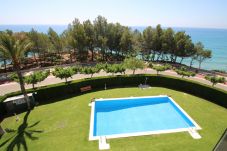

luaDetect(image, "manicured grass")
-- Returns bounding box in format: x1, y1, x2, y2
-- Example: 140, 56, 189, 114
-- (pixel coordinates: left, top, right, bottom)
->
0, 87, 227, 151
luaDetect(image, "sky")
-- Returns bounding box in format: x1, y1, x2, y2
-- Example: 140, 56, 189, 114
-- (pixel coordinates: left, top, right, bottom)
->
1, 0, 227, 29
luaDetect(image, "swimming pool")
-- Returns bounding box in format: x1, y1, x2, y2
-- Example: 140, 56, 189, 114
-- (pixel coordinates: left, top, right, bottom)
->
89, 95, 201, 140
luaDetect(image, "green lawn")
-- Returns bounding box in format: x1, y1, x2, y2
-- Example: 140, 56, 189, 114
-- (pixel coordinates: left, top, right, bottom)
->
0, 87, 227, 151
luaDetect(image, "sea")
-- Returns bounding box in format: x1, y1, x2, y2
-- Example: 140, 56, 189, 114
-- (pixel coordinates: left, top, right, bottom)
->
0, 25, 227, 71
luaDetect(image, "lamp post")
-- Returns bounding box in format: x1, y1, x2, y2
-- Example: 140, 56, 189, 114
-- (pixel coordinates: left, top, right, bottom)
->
0, 124, 5, 135
145, 77, 148, 85
104, 83, 107, 90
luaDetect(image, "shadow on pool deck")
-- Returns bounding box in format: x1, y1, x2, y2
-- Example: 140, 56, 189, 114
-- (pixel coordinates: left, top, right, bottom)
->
0, 111, 43, 151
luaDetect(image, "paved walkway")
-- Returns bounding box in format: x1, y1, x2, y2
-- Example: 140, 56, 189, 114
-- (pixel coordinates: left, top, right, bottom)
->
0, 68, 227, 96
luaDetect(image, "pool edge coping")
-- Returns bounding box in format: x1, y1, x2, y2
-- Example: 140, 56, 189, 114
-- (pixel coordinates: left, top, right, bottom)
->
89, 95, 202, 141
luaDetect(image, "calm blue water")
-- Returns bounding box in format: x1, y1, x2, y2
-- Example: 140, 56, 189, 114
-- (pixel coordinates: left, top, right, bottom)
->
93, 96, 195, 136
0, 25, 227, 71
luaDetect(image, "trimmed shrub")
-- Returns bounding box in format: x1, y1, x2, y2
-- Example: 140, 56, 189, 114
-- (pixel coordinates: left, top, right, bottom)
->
52, 67, 75, 83
152, 65, 168, 74
175, 67, 196, 78
32, 75, 227, 108
205, 75, 226, 86
1, 75, 227, 118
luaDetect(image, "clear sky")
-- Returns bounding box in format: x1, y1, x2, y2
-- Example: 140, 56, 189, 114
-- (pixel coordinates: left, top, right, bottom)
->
1, 0, 227, 28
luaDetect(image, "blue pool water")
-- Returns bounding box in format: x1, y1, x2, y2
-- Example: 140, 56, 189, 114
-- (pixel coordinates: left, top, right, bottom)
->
93, 96, 195, 137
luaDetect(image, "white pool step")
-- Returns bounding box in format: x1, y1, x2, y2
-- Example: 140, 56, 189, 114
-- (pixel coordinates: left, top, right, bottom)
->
99, 136, 110, 150
188, 128, 201, 139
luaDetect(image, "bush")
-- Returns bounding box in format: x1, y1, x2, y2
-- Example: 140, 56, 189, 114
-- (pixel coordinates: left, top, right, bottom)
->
152, 65, 168, 74
104, 64, 126, 75
81, 66, 100, 78
72, 65, 82, 73
9, 73, 20, 82
1, 75, 227, 118
25, 70, 50, 89
124, 57, 145, 74
52, 67, 75, 83
205, 75, 226, 86
164, 64, 172, 70
175, 67, 196, 78
32, 75, 227, 109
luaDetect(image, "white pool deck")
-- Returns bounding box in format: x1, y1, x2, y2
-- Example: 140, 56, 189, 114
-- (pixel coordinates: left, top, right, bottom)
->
89, 95, 202, 150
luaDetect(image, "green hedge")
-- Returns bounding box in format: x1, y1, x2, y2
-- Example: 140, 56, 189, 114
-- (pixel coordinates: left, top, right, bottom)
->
1, 75, 227, 118
31, 75, 227, 108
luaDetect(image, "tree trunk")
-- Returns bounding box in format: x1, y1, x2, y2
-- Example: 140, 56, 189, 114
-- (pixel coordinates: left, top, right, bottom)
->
33, 52, 38, 66
151, 51, 156, 61
42, 51, 46, 66
91, 48, 94, 62
14, 65, 30, 110
161, 54, 165, 61
190, 59, 194, 68
101, 48, 105, 61
0, 125, 5, 135
32, 83, 35, 90
65, 78, 68, 83
133, 69, 136, 75
170, 54, 174, 62
199, 62, 202, 69
3, 59, 7, 73
73, 48, 77, 62
165, 55, 169, 62
180, 57, 184, 64
69, 50, 73, 63
174, 56, 177, 63
37, 50, 40, 66
58, 50, 62, 65
156, 53, 161, 61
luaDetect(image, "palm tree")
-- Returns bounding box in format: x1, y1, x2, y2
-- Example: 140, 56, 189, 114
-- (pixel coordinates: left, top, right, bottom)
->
0, 33, 33, 109
0, 124, 5, 135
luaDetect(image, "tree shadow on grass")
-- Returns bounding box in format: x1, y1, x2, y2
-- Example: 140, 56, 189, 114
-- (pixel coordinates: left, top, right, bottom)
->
0, 111, 43, 151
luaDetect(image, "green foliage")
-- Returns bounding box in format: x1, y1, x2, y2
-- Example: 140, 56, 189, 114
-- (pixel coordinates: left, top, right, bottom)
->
95, 63, 107, 71
10, 70, 50, 89
29, 75, 227, 109
72, 65, 82, 73
152, 65, 168, 74
25, 70, 50, 89
191, 42, 212, 69
142, 26, 154, 56
81, 66, 99, 78
123, 57, 145, 74
48, 27, 63, 54
212, 70, 226, 73
104, 64, 126, 75
174, 31, 194, 58
205, 75, 226, 86
52, 67, 75, 83
120, 27, 136, 56
1, 16, 212, 68
9, 73, 20, 82
1, 75, 227, 118
163, 64, 172, 70
148, 62, 153, 68
175, 67, 196, 78
161, 28, 175, 58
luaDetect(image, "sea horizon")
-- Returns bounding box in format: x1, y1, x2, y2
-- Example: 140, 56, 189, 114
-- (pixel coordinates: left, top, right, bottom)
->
0, 25, 227, 71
